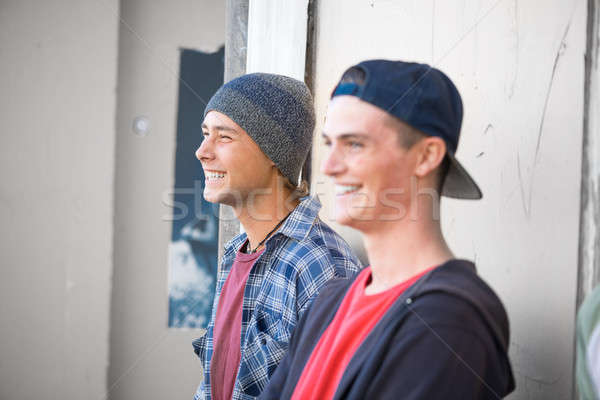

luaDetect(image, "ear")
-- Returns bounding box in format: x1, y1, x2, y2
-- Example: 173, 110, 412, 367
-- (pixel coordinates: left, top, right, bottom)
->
414, 137, 446, 178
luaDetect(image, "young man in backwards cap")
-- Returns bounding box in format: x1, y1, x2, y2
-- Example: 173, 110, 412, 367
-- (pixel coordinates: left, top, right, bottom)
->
192, 73, 361, 400
260, 60, 515, 399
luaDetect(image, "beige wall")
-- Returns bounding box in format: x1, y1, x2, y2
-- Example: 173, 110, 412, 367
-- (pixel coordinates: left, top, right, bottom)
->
108, 1, 224, 399
0, 1, 119, 399
309, 1, 586, 399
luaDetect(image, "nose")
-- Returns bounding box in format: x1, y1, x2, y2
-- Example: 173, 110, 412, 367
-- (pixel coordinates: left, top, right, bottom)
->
320, 145, 346, 177
195, 137, 214, 162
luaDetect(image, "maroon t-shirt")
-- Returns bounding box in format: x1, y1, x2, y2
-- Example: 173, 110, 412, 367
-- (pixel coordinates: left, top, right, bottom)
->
210, 244, 264, 400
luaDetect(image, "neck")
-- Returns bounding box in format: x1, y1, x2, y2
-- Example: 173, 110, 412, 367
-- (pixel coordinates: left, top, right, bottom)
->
235, 185, 299, 252
362, 209, 453, 295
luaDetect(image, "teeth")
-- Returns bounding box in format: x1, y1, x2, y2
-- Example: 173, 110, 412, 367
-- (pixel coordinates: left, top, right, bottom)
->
335, 184, 360, 195
206, 171, 226, 179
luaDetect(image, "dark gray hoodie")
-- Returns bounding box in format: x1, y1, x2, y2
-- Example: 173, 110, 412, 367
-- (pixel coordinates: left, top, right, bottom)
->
260, 259, 515, 400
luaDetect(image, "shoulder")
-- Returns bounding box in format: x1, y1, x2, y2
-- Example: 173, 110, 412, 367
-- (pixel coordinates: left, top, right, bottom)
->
274, 196, 361, 271
299, 275, 357, 316
273, 221, 361, 276
303, 217, 362, 270
318, 274, 357, 297
418, 260, 508, 317
407, 289, 490, 334
406, 260, 511, 347
307, 216, 353, 253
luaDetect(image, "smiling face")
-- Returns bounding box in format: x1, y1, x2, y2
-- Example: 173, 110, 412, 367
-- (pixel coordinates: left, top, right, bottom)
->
196, 111, 277, 207
321, 96, 444, 231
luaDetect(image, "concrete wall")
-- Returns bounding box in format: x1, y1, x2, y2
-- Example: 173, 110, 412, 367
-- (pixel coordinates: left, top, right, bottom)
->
309, 1, 586, 399
108, 1, 224, 399
0, 1, 119, 399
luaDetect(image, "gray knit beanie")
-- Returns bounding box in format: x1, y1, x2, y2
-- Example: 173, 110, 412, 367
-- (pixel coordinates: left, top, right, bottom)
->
203, 73, 315, 186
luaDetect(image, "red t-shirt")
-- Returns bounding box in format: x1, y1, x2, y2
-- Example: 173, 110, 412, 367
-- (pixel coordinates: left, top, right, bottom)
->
210, 245, 264, 400
291, 265, 435, 400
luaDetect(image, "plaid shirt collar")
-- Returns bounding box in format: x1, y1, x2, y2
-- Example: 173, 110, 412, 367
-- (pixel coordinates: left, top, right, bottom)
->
222, 195, 322, 259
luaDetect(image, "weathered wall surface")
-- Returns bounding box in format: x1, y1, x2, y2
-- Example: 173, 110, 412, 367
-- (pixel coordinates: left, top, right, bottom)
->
108, 1, 224, 399
0, 1, 119, 399
310, 1, 586, 399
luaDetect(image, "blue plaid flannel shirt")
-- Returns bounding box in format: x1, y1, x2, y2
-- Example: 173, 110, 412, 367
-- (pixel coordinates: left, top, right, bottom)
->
192, 196, 362, 399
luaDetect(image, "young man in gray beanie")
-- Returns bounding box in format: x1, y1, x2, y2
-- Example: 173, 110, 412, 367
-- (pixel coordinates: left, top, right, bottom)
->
192, 72, 361, 400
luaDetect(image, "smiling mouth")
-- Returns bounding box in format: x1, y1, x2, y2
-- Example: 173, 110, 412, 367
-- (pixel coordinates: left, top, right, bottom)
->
335, 184, 361, 196
205, 171, 226, 181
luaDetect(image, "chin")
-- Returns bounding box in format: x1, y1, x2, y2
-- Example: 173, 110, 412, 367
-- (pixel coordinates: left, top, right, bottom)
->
204, 188, 243, 208
334, 206, 362, 229
342, 217, 376, 234
335, 212, 352, 227
338, 201, 387, 234
202, 188, 221, 204
334, 193, 371, 227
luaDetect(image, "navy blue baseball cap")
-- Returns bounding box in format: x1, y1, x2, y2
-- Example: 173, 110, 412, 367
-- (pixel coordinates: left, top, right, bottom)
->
331, 59, 482, 200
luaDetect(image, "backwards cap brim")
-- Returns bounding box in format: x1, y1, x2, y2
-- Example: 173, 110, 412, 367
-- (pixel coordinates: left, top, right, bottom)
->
442, 153, 483, 200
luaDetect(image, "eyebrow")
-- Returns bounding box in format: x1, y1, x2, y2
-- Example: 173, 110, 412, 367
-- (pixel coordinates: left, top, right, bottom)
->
321, 132, 370, 141
201, 123, 239, 134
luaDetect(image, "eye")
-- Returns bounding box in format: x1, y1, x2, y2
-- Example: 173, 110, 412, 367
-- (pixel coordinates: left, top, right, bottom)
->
202, 131, 209, 137
347, 140, 363, 149
219, 134, 232, 142
323, 137, 332, 147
